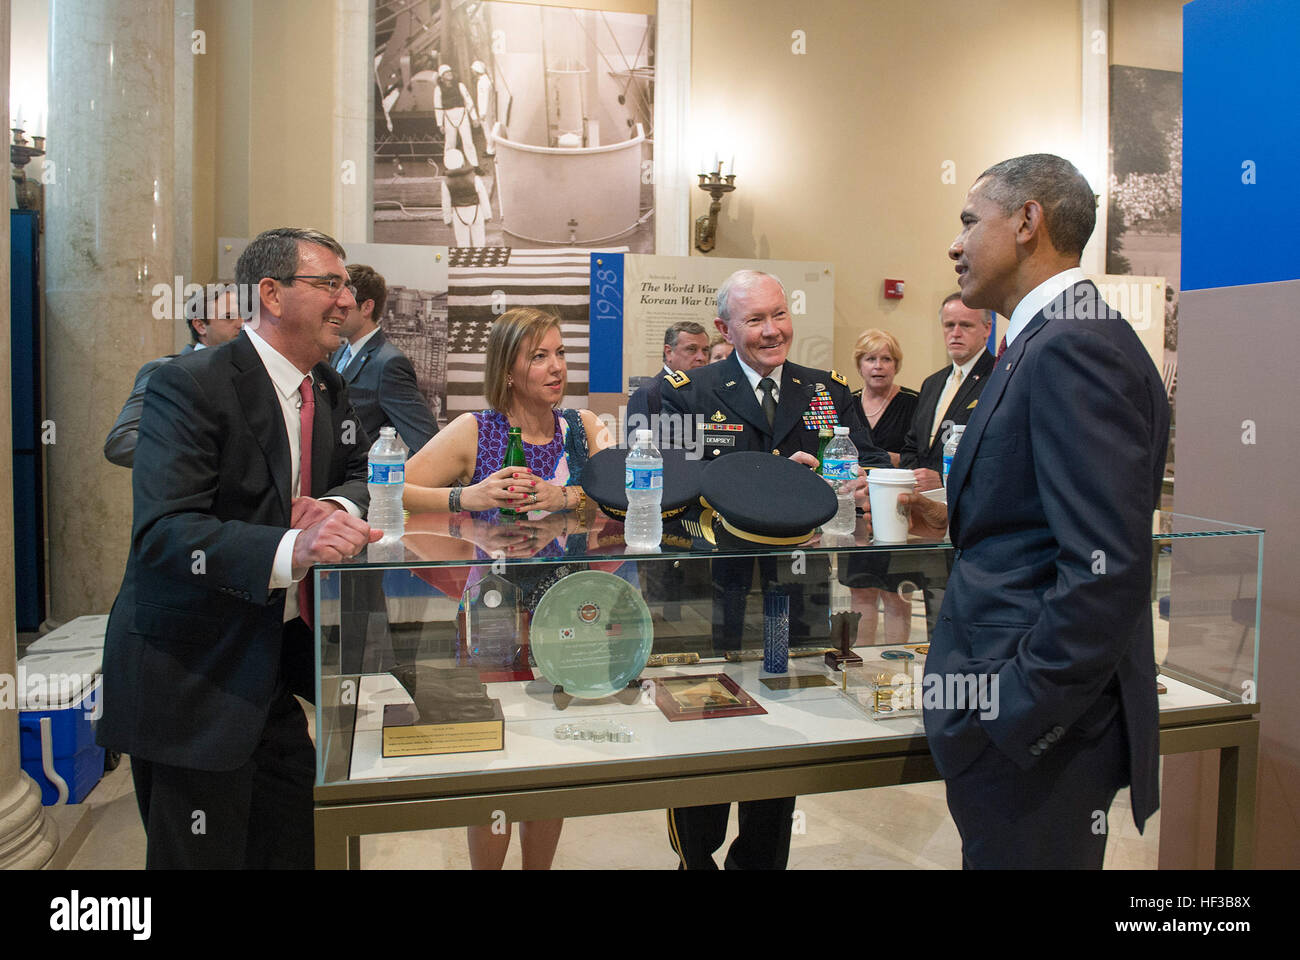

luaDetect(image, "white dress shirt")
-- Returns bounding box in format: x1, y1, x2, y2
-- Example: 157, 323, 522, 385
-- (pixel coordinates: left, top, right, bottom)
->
1004, 266, 1087, 348
735, 355, 783, 408
346, 325, 381, 361
244, 327, 360, 620
930, 349, 987, 443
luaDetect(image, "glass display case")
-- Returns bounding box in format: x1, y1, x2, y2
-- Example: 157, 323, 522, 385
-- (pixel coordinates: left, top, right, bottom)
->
312, 508, 1262, 868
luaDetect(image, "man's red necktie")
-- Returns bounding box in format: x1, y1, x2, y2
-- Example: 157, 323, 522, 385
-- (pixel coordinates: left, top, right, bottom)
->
297, 376, 315, 627
996, 335, 1008, 359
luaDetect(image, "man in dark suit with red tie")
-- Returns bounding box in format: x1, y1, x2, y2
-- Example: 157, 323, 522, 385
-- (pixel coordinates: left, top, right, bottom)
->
915, 155, 1169, 868
898, 293, 995, 487
99, 227, 381, 868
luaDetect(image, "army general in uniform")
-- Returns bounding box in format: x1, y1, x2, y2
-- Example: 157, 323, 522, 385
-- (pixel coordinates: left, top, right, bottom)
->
659, 269, 889, 869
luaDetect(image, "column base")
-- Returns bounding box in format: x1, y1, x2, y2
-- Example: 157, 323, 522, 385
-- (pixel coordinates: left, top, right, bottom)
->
0, 773, 59, 869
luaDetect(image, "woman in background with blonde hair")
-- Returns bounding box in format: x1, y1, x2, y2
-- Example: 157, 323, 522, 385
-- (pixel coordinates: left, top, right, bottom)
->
850, 328, 917, 467
846, 328, 920, 646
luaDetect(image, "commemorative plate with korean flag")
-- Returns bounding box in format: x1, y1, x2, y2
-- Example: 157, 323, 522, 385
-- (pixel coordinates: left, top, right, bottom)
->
530, 571, 653, 699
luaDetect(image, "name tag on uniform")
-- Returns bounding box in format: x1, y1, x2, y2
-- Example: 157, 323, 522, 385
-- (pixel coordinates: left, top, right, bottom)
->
704, 434, 737, 446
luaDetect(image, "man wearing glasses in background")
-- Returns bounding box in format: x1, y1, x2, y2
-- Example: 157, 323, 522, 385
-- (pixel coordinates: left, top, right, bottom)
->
99, 227, 381, 868
104, 285, 245, 468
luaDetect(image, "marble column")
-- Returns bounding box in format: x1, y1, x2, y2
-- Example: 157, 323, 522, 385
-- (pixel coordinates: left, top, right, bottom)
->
44, 0, 176, 620
0, 0, 59, 870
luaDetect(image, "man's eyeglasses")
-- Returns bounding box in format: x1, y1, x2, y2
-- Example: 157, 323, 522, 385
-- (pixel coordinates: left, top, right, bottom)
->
281, 274, 358, 298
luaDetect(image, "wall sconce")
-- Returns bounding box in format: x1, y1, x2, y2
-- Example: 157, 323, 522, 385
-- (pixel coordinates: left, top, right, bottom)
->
694, 156, 736, 253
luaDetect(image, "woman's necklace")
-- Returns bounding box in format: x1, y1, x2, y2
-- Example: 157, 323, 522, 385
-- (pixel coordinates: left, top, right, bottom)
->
861, 387, 895, 420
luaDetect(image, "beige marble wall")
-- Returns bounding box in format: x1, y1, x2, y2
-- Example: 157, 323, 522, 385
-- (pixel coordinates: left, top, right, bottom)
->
44, 0, 177, 620
172, 0, 195, 352
0, 0, 58, 869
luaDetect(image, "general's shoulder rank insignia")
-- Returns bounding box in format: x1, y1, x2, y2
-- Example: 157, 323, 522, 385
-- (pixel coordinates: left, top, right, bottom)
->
830, 369, 848, 387
665, 370, 690, 389
710, 410, 727, 422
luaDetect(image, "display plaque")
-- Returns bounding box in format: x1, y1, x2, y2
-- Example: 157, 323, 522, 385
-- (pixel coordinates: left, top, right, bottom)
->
382, 665, 505, 757
652, 673, 767, 722
529, 570, 654, 699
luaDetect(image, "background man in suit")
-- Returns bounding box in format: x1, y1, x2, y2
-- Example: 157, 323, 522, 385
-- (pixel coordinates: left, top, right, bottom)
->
99, 227, 382, 868
660, 270, 889, 869
330, 263, 438, 453
625, 320, 709, 442
104, 286, 244, 467
917, 154, 1169, 868
898, 293, 994, 488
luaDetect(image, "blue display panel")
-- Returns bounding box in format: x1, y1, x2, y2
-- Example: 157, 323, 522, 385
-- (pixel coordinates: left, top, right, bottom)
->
588, 252, 624, 392
1183, 0, 1300, 290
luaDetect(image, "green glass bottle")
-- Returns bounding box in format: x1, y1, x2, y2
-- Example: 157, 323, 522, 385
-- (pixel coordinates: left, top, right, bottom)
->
815, 426, 834, 474
499, 426, 528, 518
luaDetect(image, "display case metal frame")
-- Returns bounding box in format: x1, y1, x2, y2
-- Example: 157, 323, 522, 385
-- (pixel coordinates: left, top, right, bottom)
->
312, 513, 1262, 870
314, 699, 1258, 869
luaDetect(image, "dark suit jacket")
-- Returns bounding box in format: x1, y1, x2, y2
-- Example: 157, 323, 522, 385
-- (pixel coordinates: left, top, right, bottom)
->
625, 368, 669, 443
659, 352, 891, 466
331, 329, 437, 453
104, 343, 198, 468
898, 350, 995, 471
99, 331, 371, 771
922, 281, 1169, 829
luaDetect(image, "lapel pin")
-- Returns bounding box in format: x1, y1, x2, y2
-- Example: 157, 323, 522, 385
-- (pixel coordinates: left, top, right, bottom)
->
724, 380, 737, 387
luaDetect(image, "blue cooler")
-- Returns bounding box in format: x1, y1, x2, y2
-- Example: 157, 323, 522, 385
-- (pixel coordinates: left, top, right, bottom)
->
17, 648, 105, 805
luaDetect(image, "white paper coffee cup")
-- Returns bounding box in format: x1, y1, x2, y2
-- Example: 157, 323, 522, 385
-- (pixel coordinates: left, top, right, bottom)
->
867, 468, 917, 543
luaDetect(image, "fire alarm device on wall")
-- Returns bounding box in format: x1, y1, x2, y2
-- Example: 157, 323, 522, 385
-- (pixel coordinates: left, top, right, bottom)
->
884, 279, 904, 299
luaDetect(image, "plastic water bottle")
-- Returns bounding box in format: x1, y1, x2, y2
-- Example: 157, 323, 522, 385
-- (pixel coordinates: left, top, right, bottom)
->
820, 426, 859, 535
624, 428, 663, 550
942, 424, 966, 488
367, 426, 407, 541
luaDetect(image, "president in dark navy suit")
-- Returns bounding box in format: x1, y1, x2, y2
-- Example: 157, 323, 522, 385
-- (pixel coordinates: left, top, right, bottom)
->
918, 155, 1169, 868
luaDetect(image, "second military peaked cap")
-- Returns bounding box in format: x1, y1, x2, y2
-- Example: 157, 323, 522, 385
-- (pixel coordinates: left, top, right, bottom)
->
699, 452, 838, 546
